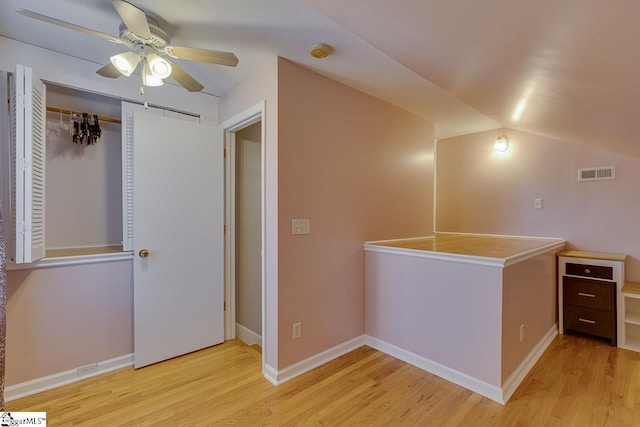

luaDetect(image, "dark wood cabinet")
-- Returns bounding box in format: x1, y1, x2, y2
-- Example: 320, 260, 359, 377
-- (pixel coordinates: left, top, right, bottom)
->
562, 273, 616, 345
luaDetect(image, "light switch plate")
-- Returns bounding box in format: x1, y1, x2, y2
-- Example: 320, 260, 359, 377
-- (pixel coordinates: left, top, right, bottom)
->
534, 198, 543, 209
292, 219, 310, 235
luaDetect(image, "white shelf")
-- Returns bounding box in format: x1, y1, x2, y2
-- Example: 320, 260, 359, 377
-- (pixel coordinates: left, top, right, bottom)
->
626, 310, 640, 326
623, 335, 640, 352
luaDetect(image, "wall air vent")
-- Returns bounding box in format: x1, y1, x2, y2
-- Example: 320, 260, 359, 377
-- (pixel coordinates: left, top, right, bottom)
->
578, 166, 616, 182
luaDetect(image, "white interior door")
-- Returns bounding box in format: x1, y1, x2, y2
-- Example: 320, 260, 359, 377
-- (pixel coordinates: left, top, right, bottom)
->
133, 111, 224, 368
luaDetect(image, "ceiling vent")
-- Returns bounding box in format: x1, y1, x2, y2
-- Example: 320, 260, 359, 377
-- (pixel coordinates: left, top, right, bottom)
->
578, 166, 616, 182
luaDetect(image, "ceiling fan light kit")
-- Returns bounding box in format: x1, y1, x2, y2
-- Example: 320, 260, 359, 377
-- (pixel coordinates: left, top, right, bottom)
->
15, 0, 239, 93
142, 58, 164, 87
147, 54, 172, 79
110, 51, 140, 76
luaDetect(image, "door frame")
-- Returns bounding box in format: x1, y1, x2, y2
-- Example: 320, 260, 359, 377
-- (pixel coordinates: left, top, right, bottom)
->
221, 101, 266, 373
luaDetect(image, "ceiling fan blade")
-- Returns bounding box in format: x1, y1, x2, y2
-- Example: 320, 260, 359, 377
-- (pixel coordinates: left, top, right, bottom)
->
96, 62, 122, 79
167, 46, 239, 67
15, 9, 122, 43
112, 0, 151, 39
166, 60, 204, 92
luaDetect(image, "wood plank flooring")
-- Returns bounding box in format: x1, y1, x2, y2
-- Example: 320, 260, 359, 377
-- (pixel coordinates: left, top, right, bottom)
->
7, 334, 640, 426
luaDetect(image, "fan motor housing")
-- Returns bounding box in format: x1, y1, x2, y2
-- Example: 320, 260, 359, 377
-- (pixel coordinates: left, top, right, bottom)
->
118, 18, 169, 53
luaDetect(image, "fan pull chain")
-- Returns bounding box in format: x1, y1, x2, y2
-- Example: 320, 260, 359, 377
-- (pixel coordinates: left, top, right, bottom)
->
140, 85, 149, 109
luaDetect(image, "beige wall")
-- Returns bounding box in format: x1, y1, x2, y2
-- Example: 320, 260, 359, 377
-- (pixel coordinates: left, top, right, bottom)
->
220, 56, 279, 368
501, 251, 557, 383
6, 261, 132, 385
276, 59, 434, 368
235, 122, 262, 336
436, 128, 640, 281
222, 57, 434, 371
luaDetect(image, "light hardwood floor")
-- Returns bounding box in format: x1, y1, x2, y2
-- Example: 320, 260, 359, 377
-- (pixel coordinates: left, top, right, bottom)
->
7, 334, 640, 426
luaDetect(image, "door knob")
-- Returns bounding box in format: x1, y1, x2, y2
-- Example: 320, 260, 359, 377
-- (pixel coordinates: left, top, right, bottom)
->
139, 249, 150, 258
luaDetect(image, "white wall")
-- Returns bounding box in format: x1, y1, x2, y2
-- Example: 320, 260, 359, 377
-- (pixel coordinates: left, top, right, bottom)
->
45, 85, 122, 249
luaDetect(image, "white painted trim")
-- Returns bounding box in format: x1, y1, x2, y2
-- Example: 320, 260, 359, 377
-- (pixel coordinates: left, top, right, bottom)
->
503, 240, 566, 267
236, 323, 262, 346
263, 364, 278, 386
433, 137, 439, 234
434, 231, 566, 241
44, 243, 124, 250
221, 100, 267, 378
7, 251, 133, 270
365, 335, 504, 403
364, 243, 506, 267
223, 131, 237, 341
265, 335, 365, 385
220, 102, 264, 131
364, 237, 565, 268
5, 354, 133, 402
501, 324, 558, 403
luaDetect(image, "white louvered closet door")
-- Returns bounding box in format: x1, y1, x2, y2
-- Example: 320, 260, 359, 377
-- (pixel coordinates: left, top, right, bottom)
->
121, 102, 164, 251
7, 65, 46, 264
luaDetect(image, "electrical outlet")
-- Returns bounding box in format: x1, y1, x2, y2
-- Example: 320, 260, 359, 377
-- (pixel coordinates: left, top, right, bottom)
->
534, 198, 543, 209
293, 322, 302, 340
520, 324, 525, 342
292, 219, 310, 235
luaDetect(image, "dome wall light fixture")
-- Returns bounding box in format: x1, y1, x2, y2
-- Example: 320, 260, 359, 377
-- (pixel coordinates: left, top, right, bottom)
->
110, 51, 141, 77
494, 132, 510, 152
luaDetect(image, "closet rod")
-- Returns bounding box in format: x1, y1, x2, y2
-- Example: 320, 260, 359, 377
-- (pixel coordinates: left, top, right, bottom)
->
46, 106, 122, 124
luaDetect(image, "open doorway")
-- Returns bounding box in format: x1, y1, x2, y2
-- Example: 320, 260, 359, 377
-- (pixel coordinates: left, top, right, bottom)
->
233, 122, 262, 346
222, 102, 265, 373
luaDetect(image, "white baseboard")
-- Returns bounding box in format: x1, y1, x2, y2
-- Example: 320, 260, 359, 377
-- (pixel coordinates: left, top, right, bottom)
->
365, 324, 558, 405
365, 335, 504, 404
501, 324, 558, 403
264, 335, 365, 386
5, 354, 133, 402
263, 364, 278, 386
236, 323, 262, 346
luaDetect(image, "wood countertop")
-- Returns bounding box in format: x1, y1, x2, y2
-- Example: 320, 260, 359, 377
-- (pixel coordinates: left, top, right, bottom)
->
365, 233, 565, 261
557, 250, 627, 262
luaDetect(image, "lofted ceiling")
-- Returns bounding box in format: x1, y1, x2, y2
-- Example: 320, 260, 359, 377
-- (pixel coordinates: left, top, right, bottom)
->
1, 1, 638, 157
302, 0, 640, 158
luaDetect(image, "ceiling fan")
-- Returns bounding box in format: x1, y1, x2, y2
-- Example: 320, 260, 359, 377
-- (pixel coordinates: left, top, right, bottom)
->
15, 0, 239, 92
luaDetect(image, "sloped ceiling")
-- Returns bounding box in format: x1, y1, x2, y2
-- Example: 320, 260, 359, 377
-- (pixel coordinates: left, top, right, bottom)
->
301, 0, 640, 157
1, 0, 638, 157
